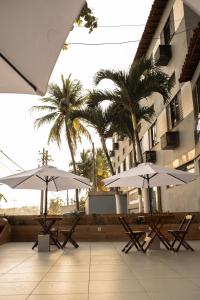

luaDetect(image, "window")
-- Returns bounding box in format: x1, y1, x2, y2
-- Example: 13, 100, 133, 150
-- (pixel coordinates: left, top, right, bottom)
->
161, 10, 175, 45
129, 151, 133, 168
149, 123, 157, 148
123, 148, 125, 155
118, 166, 120, 174
193, 75, 200, 116
123, 159, 126, 171
167, 92, 182, 129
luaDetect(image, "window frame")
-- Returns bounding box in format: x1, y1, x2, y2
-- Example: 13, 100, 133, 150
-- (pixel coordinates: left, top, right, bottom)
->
167, 91, 182, 130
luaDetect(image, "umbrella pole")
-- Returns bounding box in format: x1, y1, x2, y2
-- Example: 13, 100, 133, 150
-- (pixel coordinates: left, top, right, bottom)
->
44, 178, 48, 220
147, 176, 152, 215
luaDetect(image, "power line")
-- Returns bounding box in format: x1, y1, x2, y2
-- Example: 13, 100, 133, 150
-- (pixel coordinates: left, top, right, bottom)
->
0, 149, 24, 171
68, 27, 196, 46
74, 23, 146, 28
0, 160, 15, 173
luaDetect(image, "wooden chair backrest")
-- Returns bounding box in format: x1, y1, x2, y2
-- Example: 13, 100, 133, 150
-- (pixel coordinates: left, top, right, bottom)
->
178, 214, 193, 232
119, 217, 133, 233
70, 215, 80, 232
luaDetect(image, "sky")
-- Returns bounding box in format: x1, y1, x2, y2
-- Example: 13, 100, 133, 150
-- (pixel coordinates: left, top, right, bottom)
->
0, 0, 154, 208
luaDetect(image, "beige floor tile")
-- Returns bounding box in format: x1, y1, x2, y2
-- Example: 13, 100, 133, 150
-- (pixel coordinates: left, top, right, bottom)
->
0, 296, 27, 300
8, 266, 51, 273
90, 271, 136, 281
0, 272, 45, 282
50, 264, 89, 272
90, 264, 129, 272
33, 281, 88, 294
149, 291, 200, 300
132, 268, 181, 279
89, 292, 151, 300
89, 279, 144, 293
28, 295, 88, 300
0, 282, 38, 295
91, 258, 123, 265
42, 272, 89, 281
140, 278, 200, 292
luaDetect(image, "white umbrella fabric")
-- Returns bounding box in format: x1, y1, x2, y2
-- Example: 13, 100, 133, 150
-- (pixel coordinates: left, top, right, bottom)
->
0, 0, 85, 95
0, 165, 91, 217
103, 163, 199, 213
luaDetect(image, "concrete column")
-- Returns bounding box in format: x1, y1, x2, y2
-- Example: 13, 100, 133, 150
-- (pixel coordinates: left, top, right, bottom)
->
138, 190, 143, 213
115, 193, 122, 214
143, 188, 150, 213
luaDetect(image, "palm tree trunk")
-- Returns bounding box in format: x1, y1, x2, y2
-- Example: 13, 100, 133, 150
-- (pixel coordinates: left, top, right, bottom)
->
131, 113, 143, 163
66, 128, 79, 211
100, 136, 115, 175
100, 135, 122, 214
130, 130, 137, 167
130, 113, 144, 212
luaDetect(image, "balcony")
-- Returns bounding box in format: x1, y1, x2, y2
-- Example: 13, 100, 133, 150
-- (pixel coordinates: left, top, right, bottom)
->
155, 44, 172, 66
161, 131, 179, 150
143, 150, 156, 163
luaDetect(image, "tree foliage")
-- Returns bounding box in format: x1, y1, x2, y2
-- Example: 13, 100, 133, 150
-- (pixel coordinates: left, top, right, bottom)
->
71, 148, 110, 191
48, 197, 64, 215
77, 2, 98, 33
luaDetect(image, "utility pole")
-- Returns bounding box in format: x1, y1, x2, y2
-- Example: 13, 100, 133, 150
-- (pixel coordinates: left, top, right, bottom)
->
38, 148, 52, 215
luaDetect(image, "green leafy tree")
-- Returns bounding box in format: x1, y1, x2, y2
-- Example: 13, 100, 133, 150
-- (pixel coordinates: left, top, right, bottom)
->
31, 74, 90, 211
77, 2, 98, 33
48, 197, 64, 215
63, 2, 97, 50
71, 148, 110, 192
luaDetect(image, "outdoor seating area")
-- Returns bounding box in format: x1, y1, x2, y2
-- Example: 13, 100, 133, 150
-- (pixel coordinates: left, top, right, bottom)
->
0, 241, 200, 299
119, 214, 194, 254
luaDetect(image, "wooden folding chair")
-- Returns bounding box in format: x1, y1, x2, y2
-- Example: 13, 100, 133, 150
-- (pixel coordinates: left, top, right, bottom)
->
168, 214, 194, 252
119, 216, 145, 253
60, 215, 80, 249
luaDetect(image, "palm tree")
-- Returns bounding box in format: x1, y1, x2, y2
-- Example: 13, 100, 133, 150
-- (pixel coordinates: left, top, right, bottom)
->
105, 102, 154, 165
88, 57, 174, 163
71, 105, 125, 213
31, 74, 89, 211
72, 148, 110, 192
71, 106, 115, 175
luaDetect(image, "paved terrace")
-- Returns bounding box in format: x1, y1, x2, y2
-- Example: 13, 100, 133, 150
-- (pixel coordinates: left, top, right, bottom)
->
0, 241, 200, 299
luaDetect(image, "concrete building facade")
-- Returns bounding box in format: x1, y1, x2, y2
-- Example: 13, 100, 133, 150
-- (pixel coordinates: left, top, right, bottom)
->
110, 0, 200, 213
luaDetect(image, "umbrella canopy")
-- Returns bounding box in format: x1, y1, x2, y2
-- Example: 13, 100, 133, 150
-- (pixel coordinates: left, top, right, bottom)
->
103, 163, 199, 213
0, 0, 85, 95
103, 163, 199, 188
183, 0, 200, 16
0, 165, 91, 216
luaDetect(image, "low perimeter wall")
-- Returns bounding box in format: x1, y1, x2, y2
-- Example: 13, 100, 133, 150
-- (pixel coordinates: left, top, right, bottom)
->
3, 212, 200, 243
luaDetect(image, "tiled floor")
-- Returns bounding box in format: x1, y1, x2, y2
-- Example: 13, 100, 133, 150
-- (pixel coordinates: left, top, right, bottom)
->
0, 241, 200, 299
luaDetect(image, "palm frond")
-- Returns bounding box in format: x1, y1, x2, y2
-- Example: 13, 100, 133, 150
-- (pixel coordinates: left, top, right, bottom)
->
30, 105, 57, 113
94, 69, 127, 87
34, 112, 58, 129
48, 114, 65, 146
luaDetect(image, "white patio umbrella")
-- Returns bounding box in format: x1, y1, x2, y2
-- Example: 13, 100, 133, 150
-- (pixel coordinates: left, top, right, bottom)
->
0, 0, 85, 95
0, 165, 91, 217
103, 163, 199, 213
